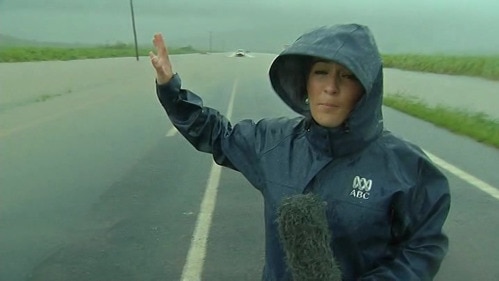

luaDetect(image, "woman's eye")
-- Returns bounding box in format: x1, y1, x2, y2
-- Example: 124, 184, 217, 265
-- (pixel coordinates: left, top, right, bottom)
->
314, 70, 328, 75
342, 74, 358, 80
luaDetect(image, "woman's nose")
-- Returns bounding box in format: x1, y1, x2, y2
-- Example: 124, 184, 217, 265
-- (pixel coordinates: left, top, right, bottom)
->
323, 76, 339, 94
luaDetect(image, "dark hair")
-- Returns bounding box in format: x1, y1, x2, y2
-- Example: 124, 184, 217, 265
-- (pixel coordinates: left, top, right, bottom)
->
300, 56, 317, 101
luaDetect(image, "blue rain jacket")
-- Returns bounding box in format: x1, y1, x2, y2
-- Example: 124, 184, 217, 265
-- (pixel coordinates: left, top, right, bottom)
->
156, 24, 450, 281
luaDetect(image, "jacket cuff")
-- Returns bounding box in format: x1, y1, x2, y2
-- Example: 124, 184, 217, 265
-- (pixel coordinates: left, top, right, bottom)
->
156, 73, 181, 94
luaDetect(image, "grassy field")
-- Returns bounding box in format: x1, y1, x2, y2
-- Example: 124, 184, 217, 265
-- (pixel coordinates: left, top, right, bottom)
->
0, 43, 203, 62
382, 54, 499, 81
384, 94, 499, 149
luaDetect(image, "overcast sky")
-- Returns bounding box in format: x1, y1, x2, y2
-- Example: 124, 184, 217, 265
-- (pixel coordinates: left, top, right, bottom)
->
1, 0, 498, 54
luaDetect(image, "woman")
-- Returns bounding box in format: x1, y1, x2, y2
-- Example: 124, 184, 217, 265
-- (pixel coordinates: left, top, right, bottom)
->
150, 24, 450, 281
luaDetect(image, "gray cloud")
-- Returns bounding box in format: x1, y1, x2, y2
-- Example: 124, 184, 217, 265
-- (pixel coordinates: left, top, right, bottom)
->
0, 0, 498, 54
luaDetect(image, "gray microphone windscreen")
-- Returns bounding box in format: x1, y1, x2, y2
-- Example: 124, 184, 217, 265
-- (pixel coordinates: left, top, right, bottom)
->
276, 193, 342, 281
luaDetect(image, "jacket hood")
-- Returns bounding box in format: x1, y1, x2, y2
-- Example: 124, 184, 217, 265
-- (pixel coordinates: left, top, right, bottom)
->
269, 24, 384, 154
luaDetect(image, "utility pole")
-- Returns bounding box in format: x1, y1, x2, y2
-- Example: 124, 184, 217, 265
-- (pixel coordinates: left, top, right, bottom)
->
130, 0, 139, 61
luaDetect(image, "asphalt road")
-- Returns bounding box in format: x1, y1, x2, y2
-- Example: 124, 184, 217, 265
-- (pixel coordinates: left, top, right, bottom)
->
0, 54, 498, 281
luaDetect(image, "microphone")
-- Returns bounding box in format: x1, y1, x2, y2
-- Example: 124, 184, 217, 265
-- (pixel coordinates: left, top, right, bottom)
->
276, 193, 342, 281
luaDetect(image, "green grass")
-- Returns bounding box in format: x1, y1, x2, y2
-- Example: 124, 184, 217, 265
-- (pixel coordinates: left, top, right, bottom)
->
382, 54, 499, 81
0, 43, 203, 62
384, 94, 499, 148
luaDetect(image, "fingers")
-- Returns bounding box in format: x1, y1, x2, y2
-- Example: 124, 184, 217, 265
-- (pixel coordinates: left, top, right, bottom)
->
149, 51, 160, 69
153, 33, 169, 60
150, 33, 174, 84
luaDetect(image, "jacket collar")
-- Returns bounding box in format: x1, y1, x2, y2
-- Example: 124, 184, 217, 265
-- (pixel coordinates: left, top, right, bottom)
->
304, 118, 377, 157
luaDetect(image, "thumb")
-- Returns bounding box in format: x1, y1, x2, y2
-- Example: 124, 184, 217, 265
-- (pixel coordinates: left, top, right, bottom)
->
149, 51, 160, 69
149, 54, 172, 84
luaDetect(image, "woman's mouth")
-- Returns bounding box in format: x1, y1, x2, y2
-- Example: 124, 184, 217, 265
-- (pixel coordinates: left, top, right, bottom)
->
318, 103, 339, 109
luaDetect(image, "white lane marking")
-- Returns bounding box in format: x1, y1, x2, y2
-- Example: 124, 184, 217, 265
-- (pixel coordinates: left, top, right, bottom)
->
166, 126, 178, 137
225, 78, 237, 119
424, 150, 499, 200
180, 78, 238, 281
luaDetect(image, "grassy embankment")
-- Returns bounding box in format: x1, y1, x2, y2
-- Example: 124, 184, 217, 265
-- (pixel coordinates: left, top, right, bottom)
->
384, 94, 498, 148
1, 43, 497, 148
383, 54, 499, 81
382, 54, 499, 148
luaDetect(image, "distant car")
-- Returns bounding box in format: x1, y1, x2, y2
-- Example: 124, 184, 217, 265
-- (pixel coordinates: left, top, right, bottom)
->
235, 49, 246, 57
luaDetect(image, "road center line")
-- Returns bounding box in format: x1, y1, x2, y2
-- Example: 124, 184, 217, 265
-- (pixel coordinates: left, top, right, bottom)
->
180, 78, 238, 281
424, 150, 499, 200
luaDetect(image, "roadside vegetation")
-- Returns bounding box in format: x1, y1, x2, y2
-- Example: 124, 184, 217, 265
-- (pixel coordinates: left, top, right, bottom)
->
382, 54, 499, 81
0, 43, 202, 62
384, 94, 499, 149
1, 36, 497, 148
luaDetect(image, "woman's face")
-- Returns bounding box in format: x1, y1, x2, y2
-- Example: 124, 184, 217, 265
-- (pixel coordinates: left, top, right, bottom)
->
306, 61, 364, 128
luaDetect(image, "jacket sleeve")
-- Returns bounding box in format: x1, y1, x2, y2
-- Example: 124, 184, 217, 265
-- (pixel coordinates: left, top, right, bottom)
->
155, 74, 263, 189
360, 158, 451, 281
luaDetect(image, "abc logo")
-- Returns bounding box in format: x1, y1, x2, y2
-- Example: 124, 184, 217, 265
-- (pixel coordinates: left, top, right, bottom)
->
350, 176, 372, 199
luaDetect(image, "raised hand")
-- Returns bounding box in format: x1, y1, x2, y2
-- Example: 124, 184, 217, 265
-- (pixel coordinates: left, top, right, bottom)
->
149, 33, 173, 85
